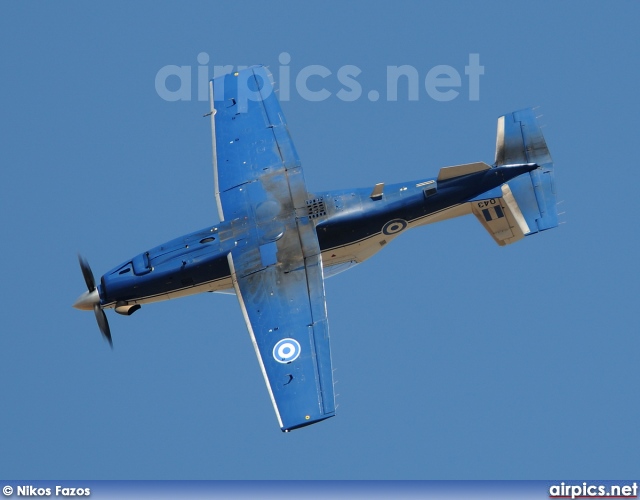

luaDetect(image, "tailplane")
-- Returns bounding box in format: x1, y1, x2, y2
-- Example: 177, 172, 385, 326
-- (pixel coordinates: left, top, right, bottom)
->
473, 108, 559, 246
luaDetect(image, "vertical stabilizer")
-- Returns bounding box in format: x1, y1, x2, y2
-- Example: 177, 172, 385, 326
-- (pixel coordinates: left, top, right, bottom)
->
495, 109, 558, 234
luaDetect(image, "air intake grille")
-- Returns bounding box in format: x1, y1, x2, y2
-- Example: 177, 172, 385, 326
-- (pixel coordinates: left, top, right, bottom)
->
306, 198, 326, 219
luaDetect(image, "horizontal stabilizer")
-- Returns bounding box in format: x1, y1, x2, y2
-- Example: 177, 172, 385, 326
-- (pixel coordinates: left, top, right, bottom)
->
495, 109, 558, 235
471, 185, 529, 246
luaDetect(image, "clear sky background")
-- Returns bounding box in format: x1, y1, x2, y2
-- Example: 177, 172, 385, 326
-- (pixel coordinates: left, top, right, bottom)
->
1, 1, 638, 480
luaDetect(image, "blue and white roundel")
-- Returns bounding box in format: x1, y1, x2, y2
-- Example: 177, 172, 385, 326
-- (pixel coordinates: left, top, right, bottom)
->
273, 338, 301, 364
382, 218, 407, 236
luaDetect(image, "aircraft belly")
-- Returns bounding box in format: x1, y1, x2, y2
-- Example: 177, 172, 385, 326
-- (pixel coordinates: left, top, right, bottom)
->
317, 202, 472, 269
125, 276, 234, 306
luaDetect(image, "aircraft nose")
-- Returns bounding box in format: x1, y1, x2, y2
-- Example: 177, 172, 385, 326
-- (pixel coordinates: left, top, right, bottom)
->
73, 289, 100, 310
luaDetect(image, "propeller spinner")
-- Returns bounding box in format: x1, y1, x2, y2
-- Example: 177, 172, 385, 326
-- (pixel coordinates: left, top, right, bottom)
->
74, 256, 113, 348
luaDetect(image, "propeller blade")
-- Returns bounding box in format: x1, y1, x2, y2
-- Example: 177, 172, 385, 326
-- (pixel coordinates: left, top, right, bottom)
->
78, 254, 113, 348
94, 304, 113, 348
78, 255, 96, 292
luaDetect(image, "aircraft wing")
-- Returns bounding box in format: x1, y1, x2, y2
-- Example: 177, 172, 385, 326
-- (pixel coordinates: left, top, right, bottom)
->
209, 67, 335, 431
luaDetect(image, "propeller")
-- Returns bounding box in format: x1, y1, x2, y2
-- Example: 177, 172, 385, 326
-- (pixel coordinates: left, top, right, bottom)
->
76, 255, 113, 348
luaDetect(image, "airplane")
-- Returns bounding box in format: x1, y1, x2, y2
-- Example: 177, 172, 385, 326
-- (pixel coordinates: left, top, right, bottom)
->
73, 66, 558, 432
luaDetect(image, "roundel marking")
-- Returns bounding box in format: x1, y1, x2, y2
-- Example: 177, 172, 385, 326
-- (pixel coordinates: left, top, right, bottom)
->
382, 218, 408, 236
273, 338, 301, 364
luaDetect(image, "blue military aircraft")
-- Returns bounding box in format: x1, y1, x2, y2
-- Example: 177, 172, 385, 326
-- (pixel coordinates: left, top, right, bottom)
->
74, 66, 558, 431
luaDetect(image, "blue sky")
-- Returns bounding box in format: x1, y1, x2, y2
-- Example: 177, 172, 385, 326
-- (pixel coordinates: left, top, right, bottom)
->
1, 1, 639, 480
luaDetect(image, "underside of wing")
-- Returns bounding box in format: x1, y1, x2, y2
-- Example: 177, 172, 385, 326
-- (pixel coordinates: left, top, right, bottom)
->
229, 240, 334, 431
210, 67, 335, 431
210, 66, 307, 222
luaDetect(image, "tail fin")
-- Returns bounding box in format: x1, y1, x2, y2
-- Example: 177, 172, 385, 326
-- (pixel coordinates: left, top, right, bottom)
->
471, 108, 559, 246
495, 108, 552, 167
495, 108, 558, 234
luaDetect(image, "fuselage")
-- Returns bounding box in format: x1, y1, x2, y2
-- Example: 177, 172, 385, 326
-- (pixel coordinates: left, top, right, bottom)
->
98, 164, 534, 312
